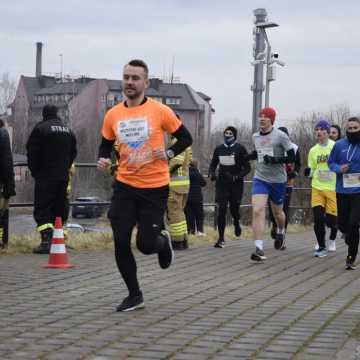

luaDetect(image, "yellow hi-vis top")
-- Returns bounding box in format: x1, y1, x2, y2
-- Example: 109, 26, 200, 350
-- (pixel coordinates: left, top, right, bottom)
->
169, 146, 192, 193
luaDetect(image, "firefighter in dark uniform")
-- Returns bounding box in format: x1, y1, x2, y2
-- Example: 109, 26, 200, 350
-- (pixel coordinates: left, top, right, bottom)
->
26, 105, 77, 254
0, 118, 16, 249
209, 126, 251, 248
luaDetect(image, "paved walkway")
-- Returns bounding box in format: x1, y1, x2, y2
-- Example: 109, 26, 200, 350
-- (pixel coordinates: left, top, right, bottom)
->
0, 231, 359, 360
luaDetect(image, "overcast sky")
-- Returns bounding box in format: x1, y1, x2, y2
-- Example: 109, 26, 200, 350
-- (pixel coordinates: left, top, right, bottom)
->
2, 0, 360, 128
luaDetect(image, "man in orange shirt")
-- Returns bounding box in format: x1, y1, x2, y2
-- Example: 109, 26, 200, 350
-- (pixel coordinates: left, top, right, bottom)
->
97, 59, 192, 312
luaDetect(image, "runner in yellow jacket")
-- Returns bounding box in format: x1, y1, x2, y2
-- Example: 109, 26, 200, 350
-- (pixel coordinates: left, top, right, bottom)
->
305, 119, 337, 257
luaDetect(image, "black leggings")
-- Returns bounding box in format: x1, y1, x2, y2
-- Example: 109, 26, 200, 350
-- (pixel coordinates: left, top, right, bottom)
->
108, 181, 169, 296
337, 193, 360, 261
217, 200, 240, 240
313, 206, 337, 249
215, 181, 243, 240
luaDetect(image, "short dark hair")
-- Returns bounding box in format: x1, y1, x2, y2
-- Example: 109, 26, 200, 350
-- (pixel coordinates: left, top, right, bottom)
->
330, 124, 342, 139
348, 117, 360, 124
127, 59, 149, 78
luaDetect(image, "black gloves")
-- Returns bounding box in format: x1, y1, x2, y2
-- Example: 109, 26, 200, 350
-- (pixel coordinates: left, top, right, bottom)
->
263, 155, 277, 164
224, 173, 241, 182
247, 150, 258, 161
304, 167, 311, 177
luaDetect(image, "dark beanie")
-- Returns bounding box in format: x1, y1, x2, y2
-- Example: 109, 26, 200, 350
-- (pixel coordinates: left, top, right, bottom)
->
259, 107, 276, 124
42, 105, 58, 120
224, 126, 237, 140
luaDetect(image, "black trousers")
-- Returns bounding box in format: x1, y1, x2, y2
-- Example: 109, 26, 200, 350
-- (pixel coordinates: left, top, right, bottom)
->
337, 193, 360, 261
215, 180, 244, 240
34, 179, 68, 229
108, 181, 169, 296
185, 201, 204, 233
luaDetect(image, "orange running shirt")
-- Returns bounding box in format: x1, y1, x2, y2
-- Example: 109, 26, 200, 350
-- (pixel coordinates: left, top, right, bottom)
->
101, 98, 181, 188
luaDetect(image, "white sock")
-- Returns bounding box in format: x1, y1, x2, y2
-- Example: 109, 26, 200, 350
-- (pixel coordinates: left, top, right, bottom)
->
255, 240, 263, 250
277, 227, 285, 234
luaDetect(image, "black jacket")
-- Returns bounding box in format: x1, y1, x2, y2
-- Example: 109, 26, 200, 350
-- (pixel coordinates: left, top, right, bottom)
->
0, 127, 16, 198
209, 142, 251, 183
188, 166, 206, 203
26, 118, 77, 181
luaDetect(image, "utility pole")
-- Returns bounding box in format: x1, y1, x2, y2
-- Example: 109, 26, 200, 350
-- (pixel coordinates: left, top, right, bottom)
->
251, 8, 267, 133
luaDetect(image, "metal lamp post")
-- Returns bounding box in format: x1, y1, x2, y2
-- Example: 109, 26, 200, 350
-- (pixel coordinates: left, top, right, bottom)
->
251, 9, 284, 132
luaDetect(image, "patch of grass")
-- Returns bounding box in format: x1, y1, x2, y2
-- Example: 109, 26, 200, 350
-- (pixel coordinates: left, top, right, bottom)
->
351, 321, 360, 340
1, 223, 310, 255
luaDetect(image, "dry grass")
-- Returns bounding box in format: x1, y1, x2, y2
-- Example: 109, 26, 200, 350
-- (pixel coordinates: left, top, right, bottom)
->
0, 223, 310, 255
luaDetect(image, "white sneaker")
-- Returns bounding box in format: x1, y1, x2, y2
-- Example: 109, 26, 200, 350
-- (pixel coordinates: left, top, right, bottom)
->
328, 240, 336, 252
314, 243, 319, 251
197, 232, 206, 237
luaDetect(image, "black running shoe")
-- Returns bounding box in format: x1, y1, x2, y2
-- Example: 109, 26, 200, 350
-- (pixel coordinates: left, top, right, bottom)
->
251, 247, 266, 262
346, 256, 357, 270
116, 294, 144, 312
274, 233, 285, 250
214, 240, 225, 248
234, 221, 242, 237
158, 230, 174, 269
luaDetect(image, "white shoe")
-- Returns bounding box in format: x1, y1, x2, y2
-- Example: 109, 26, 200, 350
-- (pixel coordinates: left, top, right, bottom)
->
314, 243, 319, 251
328, 240, 336, 252
197, 232, 206, 237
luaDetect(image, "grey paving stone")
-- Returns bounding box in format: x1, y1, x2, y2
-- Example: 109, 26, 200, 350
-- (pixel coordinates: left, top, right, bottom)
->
0, 231, 359, 360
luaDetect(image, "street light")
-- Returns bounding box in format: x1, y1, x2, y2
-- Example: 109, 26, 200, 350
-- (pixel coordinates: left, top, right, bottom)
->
251, 9, 284, 132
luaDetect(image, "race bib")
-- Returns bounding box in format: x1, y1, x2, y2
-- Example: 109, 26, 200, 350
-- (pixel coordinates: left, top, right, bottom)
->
343, 173, 360, 188
219, 155, 235, 166
117, 118, 149, 148
257, 147, 274, 163
317, 170, 334, 182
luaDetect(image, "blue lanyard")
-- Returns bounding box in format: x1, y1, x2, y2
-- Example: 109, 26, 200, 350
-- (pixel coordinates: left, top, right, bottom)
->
346, 144, 358, 162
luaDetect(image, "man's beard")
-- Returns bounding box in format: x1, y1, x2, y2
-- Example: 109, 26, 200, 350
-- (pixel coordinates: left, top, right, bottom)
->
125, 88, 142, 100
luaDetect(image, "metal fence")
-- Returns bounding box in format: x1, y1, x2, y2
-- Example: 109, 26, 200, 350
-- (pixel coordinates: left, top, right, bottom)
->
11, 162, 313, 228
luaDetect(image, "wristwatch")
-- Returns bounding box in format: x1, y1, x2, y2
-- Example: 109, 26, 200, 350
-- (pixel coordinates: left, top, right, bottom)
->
166, 149, 175, 159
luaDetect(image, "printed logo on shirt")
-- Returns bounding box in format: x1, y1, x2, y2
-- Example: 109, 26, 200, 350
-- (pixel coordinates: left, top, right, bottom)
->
316, 154, 329, 164
51, 126, 70, 133
117, 117, 149, 149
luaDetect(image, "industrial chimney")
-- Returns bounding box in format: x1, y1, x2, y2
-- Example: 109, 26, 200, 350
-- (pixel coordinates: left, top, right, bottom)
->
35, 42, 43, 78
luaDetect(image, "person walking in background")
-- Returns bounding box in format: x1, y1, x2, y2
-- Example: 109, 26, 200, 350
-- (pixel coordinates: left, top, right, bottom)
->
247, 107, 295, 261
330, 124, 342, 142
209, 126, 250, 248
167, 136, 192, 250
328, 117, 360, 270
304, 119, 337, 257
268, 126, 301, 240
0, 118, 16, 249
27, 105, 77, 254
185, 159, 207, 236
97, 59, 192, 312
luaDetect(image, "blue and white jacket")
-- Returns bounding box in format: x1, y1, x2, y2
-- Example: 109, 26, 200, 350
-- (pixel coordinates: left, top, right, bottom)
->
328, 138, 360, 194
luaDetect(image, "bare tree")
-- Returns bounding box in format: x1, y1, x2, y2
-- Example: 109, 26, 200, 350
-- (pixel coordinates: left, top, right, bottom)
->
0, 73, 16, 114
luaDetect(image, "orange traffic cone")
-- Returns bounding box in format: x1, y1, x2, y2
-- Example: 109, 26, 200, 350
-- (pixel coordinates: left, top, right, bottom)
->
43, 217, 74, 269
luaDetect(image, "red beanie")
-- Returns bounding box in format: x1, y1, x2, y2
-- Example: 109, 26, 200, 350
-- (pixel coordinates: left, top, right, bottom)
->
259, 107, 276, 124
